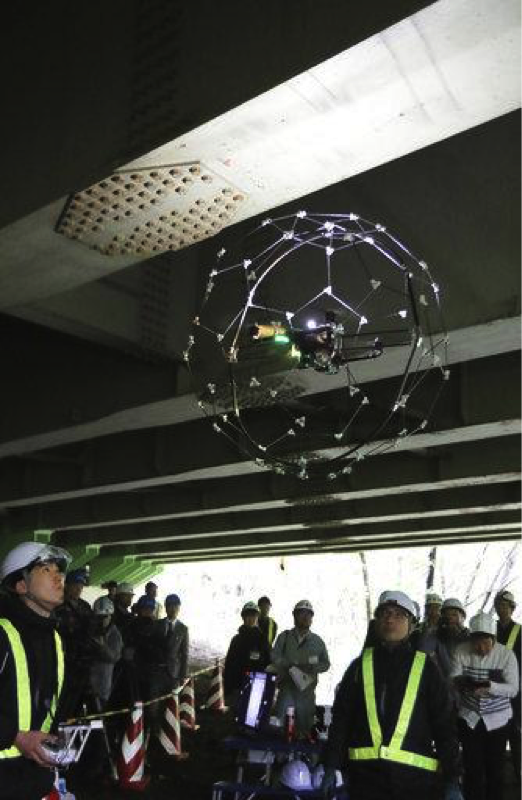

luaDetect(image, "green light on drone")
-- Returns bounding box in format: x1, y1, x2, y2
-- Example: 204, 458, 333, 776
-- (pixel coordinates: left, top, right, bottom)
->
274, 334, 290, 344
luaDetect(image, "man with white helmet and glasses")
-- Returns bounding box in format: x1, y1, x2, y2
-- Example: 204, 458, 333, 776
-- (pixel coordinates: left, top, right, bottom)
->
0, 541, 71, 800
494, 589, 521, 783
322, 590, 462, 800
271, 599, 330, 738
451, 610, 519, 800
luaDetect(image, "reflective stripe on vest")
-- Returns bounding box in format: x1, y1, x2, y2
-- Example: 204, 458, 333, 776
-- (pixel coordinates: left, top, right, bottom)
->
348, 648, 439, 772
506, 623, 521, 651
267, 618, 275, 646
0, 619, 64, 759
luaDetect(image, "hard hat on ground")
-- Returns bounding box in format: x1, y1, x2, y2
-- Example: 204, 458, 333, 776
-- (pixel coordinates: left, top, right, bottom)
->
116, 582, 135, 595
469, 611, 496, 637
376, 590, 417, 619
0, 543, 72, 585
293, 599, 314, 614
93, 596, 114, 616
426, 592, 443, 606
242, 601, 260, 615
441, 598, 466, 617
494, 589, 516, 609
165, 593, 181, 606
280, 759, 312, 790
311, 764, 343, 790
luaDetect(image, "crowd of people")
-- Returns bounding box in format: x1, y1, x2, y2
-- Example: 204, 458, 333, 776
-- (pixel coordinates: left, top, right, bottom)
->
0, 540, 519, 800
56, 571, 189, 743
222, 591, 520, 800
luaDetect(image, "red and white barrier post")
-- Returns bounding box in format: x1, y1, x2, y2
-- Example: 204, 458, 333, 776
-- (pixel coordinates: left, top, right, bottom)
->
206, 658, 227, 713
117, 702, 150, 791
180, 678, 199, 730
158, 692, 189, 760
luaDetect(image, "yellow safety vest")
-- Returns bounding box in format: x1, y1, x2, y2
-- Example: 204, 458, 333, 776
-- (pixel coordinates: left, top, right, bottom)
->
267, 618, 276, 647
348, 648, 438, 772
0, 619, 64, 759
506, 623, 521, 651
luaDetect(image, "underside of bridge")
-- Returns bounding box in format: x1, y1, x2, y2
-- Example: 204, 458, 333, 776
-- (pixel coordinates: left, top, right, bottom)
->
0, 0, 520, 585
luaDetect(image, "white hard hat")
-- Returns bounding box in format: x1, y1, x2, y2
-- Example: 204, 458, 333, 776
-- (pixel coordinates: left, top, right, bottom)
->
312, 763, 325, 789
494, 590, 516, 609
469, 611, 496, 637
425, 592, 443, 606
93, 596, 115, 616
116, 582, 135, 595
0, 543, 71, 584
441, 598, 466, 617
280, 759, 312, 790
293, 599, 314, 614
376, 590, 416, 619
311, 764, 343, 790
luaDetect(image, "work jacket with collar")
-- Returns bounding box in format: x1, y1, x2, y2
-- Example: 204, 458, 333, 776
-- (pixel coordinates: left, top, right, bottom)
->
0, 594, 65, 800
324, 640, 460, 800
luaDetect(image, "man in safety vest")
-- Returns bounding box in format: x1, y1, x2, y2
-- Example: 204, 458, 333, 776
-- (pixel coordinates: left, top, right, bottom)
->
257, 595, 278, 648
0, 541, 71, 800
322, 590, 462, 800
494, 589, 521, 783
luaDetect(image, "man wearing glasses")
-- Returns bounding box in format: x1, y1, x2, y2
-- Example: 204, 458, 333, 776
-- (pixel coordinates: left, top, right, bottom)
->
322, 590, 462, 800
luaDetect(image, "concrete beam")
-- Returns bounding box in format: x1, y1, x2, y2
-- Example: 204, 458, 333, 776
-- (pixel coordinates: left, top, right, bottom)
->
98, 510, 520, 558
0, 353, 519, 510
88, 556, 141, 586
2, 1, 434, 230
53, 481, 520, 550
7, 416, 521, 508
8, 468, 519, 538
151, 527, 519, 563
0, 315, 180, 447
0, 326, 519, 463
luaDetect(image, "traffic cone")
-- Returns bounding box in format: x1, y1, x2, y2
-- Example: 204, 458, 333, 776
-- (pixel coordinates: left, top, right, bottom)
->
180, 678, 199, 730
117, 702, 150, 791
206, 658, 227, 712
158, 692, 189, 760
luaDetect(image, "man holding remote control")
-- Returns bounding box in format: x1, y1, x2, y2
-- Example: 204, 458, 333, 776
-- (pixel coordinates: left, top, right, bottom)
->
0, 541, 72, 800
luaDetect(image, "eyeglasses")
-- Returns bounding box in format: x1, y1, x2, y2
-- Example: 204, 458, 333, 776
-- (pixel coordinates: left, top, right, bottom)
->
377, 606, 409, 621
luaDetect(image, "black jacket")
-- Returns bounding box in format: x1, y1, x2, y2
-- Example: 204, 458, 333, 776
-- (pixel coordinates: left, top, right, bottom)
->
0, 594, 63, 800
224, 625, 271, 695
324, 641, 460, 800
154, 618, 189, 686
258, 615, 278, 647
496, 619, 521, 666
112, 604, 135, 645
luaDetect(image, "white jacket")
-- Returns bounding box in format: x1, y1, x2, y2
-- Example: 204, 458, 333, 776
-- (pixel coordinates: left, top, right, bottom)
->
450, 640, 519, 731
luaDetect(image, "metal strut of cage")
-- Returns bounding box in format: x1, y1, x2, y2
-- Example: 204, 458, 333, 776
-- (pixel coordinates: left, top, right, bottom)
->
185, 211, 450, 480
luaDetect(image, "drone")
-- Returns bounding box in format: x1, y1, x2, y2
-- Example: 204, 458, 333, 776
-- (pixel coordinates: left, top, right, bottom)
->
248, 311, 404, 375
